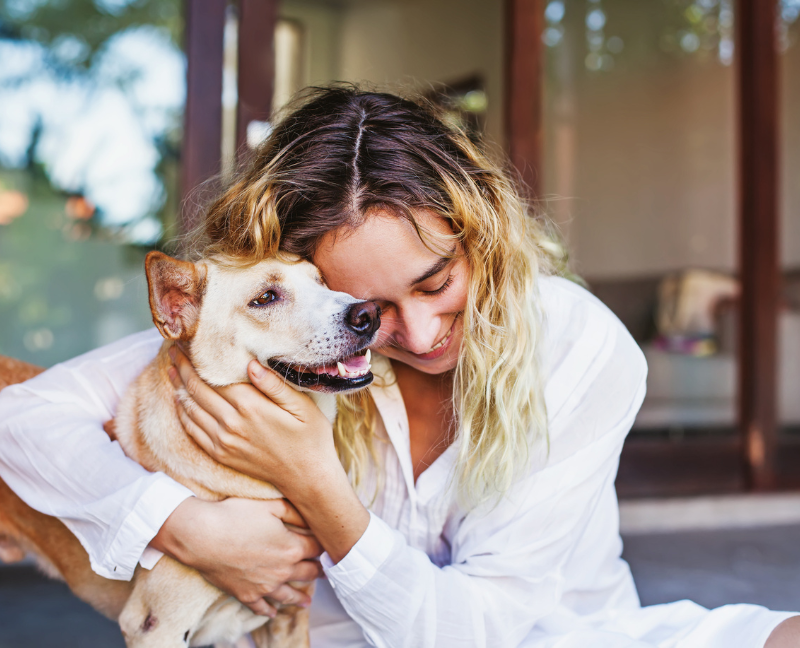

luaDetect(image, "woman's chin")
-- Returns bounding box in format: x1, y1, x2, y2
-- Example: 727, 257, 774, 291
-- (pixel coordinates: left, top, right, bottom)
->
382, 344, 460, 375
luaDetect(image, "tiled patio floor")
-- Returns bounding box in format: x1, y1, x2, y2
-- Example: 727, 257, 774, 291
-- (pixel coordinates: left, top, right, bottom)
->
2, 524, 799, 646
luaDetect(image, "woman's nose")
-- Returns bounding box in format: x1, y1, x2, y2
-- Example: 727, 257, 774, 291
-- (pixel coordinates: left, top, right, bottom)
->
392, 304, 441, 354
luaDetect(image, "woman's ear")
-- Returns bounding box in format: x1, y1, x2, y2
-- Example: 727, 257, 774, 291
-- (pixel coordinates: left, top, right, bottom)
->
145, 251, 207, 340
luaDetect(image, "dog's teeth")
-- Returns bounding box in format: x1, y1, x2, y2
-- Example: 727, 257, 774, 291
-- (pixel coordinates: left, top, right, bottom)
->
367, 363, 372, 372
337, 362, 346, 377
365, 349, 371, 364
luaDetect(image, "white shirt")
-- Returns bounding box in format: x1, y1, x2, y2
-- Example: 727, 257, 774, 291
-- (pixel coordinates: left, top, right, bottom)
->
0, 276, 793, 647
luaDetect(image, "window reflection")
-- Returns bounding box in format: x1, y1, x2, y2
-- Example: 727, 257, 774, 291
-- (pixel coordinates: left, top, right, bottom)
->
0, 1, 184, 366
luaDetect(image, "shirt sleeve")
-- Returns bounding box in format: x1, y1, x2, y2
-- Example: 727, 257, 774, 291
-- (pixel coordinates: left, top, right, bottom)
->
0, 329, 194, 580
320, 283, 650, 648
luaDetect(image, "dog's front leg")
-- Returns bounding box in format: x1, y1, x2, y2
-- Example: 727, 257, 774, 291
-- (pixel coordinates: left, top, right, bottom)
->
119, 556, 226, 648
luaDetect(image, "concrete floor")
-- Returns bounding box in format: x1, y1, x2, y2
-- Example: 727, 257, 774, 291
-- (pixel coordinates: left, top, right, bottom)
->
2, 525, 800, 646
0, 564, 125, 648
623, 524, 800, 611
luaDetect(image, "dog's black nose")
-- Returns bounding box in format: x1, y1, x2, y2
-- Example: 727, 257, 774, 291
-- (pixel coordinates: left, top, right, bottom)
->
345, 301, 381, 336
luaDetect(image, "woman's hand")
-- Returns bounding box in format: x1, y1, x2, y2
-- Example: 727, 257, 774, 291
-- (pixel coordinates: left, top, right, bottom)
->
167, 346, 339, 494
167, 346, 371, 564
151, 497, 323, 617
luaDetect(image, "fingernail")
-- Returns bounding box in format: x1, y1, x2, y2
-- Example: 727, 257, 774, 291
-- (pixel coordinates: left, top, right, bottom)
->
250, 360, 266, 378
168, 346, 176, 361
168, 366, 178, 383
300, 599, 311, 608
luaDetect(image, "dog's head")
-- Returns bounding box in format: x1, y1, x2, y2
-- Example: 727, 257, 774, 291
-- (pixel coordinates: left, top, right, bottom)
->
145, 251, 380, 393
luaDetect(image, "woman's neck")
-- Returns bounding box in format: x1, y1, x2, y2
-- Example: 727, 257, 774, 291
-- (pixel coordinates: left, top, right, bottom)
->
390, 360, 456, 482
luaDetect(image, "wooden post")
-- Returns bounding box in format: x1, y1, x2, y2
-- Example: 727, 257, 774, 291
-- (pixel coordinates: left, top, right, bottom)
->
236, 0, 279, 161
504, 0, 543, 197
737, 0, 780, 490
180, 0, 226, 234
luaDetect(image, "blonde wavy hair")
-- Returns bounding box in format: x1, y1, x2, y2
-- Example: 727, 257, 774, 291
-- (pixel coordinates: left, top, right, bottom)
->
195, 85, 568, 505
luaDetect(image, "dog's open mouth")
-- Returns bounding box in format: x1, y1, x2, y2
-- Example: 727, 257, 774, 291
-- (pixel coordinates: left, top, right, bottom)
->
268, 349, 373, 392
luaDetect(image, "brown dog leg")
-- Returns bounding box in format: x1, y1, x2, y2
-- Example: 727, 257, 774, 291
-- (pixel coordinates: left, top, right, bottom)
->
0, 355, 44, 390
0, 357, 44, 565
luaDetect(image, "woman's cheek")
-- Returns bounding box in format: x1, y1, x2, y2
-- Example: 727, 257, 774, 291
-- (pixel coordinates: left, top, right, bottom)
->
447, 266, 470, 312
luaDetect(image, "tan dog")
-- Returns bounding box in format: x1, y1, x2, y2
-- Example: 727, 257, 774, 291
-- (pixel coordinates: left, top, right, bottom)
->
0, 251, 380, 647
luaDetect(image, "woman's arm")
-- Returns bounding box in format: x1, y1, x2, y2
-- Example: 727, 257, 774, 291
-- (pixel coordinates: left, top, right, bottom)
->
151, 496, 322, 615
0, 331, 321, 615
0, 330, 192, 579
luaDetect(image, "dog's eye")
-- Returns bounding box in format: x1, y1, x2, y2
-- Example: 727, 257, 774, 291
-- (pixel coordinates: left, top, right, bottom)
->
249, 291, 278, 307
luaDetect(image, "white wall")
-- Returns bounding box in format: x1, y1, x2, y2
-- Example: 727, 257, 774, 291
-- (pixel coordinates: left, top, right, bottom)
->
542, 0, 739, 279
542, 1, 800, 280
280, 0, 505, 147
279, 1, 342, 92
337, 0, 505, 146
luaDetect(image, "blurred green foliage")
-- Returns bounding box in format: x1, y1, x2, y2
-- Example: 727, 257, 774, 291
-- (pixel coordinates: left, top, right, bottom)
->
0, 168, 153, 366
0, 0, 182, 71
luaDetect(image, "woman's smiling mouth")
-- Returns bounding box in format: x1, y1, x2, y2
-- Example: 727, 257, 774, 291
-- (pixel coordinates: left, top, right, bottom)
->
414, 315, 460, 360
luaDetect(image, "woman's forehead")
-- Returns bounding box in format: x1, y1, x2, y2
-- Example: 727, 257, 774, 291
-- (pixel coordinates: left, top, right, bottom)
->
320, 208, 453, 254
312, 210, 455, 296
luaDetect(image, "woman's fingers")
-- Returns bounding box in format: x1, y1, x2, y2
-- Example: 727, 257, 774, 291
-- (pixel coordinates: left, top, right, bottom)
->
247, 360, 309, 420
291, 559, 324, 582
175, 398, 220, 457
295, 531, 324, 560
169, 346, 238, 422
242, 597, 278, 618
267, 584, 313, 608
267, 498, 308, 529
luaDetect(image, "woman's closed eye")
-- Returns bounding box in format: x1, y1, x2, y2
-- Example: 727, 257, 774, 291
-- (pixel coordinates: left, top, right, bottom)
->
420, 273, 454, 296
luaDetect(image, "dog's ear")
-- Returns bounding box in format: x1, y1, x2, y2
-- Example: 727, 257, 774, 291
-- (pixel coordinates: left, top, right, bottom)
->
145, 251, 207, 340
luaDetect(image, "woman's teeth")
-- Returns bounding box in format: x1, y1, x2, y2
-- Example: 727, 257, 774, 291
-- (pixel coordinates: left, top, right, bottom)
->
424, 324, 454, 354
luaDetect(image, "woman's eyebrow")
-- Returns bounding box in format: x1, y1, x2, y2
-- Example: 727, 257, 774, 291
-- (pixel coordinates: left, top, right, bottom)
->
409, 247, 456, 287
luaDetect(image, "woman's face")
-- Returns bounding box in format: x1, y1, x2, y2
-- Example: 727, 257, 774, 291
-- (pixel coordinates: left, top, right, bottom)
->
312, 209, 468, 375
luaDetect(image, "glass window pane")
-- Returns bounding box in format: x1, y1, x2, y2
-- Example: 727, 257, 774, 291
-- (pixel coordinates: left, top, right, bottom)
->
543, 0, 739, 446
0, 1, 185, 366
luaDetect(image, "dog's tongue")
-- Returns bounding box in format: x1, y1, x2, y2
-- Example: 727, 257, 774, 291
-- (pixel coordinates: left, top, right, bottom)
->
341, 355, 369, 372
297, 354, 370, 377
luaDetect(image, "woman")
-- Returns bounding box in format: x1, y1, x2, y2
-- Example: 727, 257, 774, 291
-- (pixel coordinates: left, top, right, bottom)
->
0, 86, 797, 647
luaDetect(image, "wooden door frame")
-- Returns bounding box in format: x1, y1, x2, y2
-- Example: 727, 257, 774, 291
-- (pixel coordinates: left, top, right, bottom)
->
180, 0, 226, 234
180, 0, 277, 232
736, 0, 780, 492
